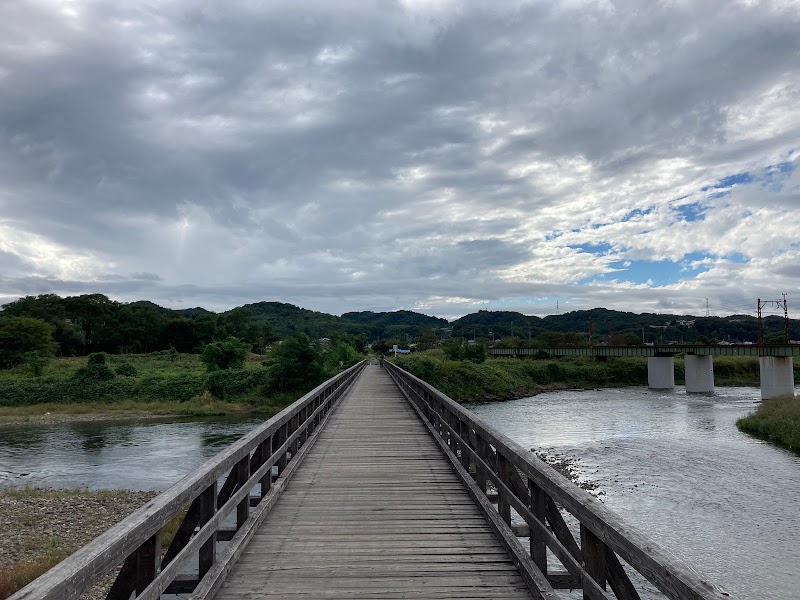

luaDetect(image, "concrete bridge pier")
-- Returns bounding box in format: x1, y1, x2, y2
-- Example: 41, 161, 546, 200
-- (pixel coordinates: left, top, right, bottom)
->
648, 357, 675, 389
685, 355, 714, 393
759, 357, 795, 399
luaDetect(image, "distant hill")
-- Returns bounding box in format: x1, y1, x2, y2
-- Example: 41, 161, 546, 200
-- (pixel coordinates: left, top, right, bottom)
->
451, 307, 793, 344
342, 310, 448, 340
130, 300, 210, 318
234, 301, 349, 339
3, 293, 797, 348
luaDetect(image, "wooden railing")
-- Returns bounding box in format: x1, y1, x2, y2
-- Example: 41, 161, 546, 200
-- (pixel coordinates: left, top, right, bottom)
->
10, 360, 366, 600
385, 361, 733, 600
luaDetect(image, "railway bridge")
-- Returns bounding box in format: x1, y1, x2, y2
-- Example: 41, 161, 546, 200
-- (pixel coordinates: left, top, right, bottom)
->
11, 361, 733, 600
490, 344, 798, 398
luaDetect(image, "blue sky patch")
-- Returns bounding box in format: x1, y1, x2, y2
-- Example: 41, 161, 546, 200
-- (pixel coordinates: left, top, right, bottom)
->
768, 160, 795, 175
674, 202, 706, 222
723, 252, 749, 264
604, 259, 686, 286
569, 242, 614, 255
703, 171, 754, 191
620, 207, 652, 222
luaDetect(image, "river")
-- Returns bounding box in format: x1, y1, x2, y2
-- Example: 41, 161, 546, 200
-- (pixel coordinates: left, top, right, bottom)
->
0, 387, 797, 599
0, 416, 263, 490
466, 385, 800, 600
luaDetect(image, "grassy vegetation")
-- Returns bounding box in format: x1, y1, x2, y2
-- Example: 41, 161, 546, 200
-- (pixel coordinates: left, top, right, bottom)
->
392, 353, 650, 402
0, 548, 71, 600
737, 396, 800, 452
0, 351, 328, 420
391, 353, 771, 403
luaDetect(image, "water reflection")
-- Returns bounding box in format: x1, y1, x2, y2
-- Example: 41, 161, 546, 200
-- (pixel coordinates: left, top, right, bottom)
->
467, 386, 800, 600
0, 416, 262, 490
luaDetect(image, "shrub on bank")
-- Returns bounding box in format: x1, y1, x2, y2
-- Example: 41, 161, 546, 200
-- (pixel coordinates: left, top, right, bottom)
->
737, 396, 800, 452
392, 354, 651, 402
204, 368, 271, 401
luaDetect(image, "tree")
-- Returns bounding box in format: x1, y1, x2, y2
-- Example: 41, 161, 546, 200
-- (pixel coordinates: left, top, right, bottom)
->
0, 317, 58, 368
201, 337, 249, 371
415, 328, 438, 351
191, 313, 219, 347
64, 293, 117, 351
267, 334, 324, 393
161, 318, 200, 353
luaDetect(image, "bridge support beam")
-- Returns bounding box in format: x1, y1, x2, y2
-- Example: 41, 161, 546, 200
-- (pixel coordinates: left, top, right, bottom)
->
759, 357, 795, 399
647, 357, 674, 390
685, 355, 714, 393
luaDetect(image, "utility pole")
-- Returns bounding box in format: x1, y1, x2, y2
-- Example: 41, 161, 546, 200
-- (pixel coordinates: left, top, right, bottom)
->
607, 319, 611, 344
588, 318, 593, 346
783, 293, 790, 343
758, 298, 763, 346
705, 298, 710, 317
556, 300, 559, 315
758, 296, 790, 345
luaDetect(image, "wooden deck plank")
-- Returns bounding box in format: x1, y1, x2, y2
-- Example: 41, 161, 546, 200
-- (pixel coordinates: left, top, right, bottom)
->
214, 366, 531, 600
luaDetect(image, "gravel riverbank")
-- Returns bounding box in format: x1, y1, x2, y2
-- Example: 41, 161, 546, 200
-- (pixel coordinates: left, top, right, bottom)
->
0, 488, 157, 598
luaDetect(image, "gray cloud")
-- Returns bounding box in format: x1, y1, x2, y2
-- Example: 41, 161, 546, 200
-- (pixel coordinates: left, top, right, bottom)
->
1, 0, 799, 318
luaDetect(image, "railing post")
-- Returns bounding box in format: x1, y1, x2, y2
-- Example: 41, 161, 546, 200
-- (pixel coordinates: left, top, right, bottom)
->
497, 451, 511, 525
236, 455, 250, 528
134, 530, 161, 595
528, 478, 547, 574
290, 414, 299, 459
199, 482, 217, 578
258, 437, 272, 498
459, 419, 471, 471
581, 524, 607, 598
275, 423, 287, 477
476, 435, 488, 494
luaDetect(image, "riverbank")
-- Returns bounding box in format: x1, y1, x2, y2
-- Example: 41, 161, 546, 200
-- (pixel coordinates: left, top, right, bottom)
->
0, 394, 285, 426
736, 396, 800, 452
392, 353, 768, 403
0, 488, 157, 599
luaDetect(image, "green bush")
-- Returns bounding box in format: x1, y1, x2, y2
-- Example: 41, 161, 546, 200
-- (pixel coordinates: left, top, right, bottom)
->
115, 363, 138, 377
201, 337, 249, 371
72, 365, 115, 383
87, 352, 108, 365
204, 368, 271, 400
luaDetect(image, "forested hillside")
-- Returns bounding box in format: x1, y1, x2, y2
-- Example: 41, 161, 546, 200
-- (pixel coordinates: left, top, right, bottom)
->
1, 293, 796, 365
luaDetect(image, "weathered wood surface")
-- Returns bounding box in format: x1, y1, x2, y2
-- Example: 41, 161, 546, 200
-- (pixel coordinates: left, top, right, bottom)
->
385, 361, 733, 600
9, 362, 365, 600
214, 365, 532, 600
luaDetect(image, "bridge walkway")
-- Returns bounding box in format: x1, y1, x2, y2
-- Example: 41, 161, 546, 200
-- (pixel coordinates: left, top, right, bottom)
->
214, 364, 531, 599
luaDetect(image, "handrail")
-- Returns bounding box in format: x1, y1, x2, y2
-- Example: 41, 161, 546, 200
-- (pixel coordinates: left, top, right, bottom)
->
385, 360, 733, 600
10, 360, 366, 600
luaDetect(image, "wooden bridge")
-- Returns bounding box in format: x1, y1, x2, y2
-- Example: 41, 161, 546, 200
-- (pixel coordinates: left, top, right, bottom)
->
11, 361, 733, 600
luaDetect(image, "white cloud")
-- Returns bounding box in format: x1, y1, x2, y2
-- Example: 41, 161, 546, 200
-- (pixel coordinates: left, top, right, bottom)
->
0, 0, 799, 317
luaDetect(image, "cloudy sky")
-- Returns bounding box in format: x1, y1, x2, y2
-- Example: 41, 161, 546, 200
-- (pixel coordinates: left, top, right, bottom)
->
1, 0, 799, 319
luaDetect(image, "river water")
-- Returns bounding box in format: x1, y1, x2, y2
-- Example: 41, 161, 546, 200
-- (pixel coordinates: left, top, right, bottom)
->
0, 387, 797, 599
0, 416, 263, 490
466, 386, 800, 600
